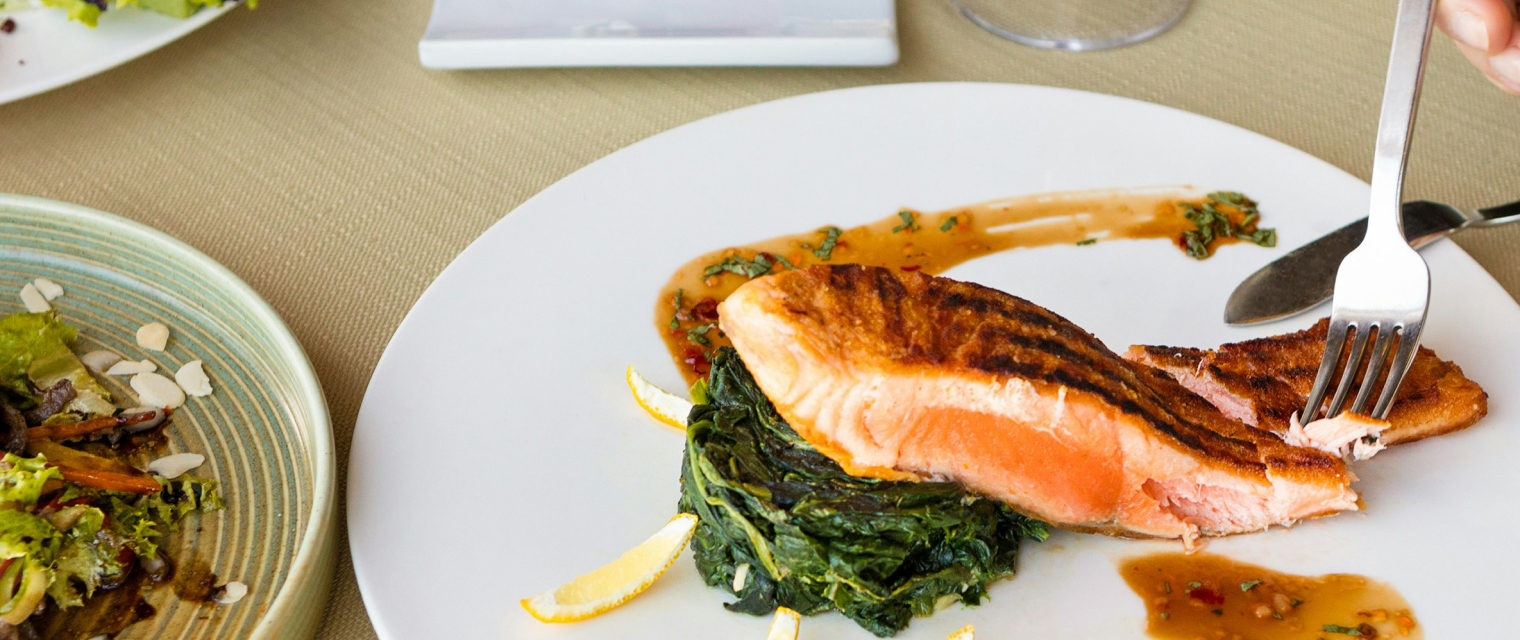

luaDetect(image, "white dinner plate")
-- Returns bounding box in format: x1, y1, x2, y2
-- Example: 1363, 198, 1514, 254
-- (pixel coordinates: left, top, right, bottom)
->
0, 3, 232, 105
348, 83, 1520, 639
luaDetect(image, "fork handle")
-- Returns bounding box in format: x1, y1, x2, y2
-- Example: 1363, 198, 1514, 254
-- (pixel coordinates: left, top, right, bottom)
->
1367, 0, 1438, 244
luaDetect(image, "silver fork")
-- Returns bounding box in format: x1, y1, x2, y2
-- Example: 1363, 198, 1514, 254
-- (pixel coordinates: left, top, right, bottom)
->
1300, 0, 1437, 423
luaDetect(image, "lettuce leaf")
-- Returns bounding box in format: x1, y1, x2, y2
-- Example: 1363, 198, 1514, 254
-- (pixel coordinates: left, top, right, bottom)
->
44, 506, 123, 609
0, 312, 76, 404
27, 345, 115, 417
99, 494, 162, 559
98, 474, 223, 560
142, 474, 224, 522
37, 0, 102, 27
37, 0, 256, 26
0, 454, 63, 509
0, 510, 61, 565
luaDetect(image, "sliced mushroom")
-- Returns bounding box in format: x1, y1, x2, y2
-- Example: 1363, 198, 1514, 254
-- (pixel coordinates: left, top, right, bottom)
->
0, 404, 25, 455
23, 379, 75, 426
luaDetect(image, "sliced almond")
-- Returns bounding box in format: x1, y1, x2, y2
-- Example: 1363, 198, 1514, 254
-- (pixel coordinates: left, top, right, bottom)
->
33, 278, 63, 300
175, 360, 213, 397
136, 322, 170, 351
19, 284, 49, 313
131, 372, 185, 409
81, 350, 124, 372
106, 359, 157, 376
214, 581, 248, 604
147, 453, 205, 479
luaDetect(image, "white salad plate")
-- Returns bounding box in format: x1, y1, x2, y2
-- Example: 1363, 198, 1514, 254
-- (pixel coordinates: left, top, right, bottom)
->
348, 83, 1520, 639
419, 0, 897, 69
0, 3, 232, 105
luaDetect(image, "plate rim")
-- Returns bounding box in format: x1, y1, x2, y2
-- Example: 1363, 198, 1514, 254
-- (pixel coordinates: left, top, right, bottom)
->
0, 3, 234, 106
0, 192, 336, 640
346, 81, 1520, 639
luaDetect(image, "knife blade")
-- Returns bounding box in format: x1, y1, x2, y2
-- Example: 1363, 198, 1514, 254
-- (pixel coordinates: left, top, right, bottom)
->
1224, 199, 1520, 325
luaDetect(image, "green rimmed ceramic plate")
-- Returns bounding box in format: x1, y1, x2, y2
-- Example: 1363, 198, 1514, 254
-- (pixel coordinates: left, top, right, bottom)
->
0, 194, 335, 640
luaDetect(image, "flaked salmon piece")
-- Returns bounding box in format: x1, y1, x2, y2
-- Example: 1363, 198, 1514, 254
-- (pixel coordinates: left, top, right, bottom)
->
1283, 412, 1389, 461
1124, 318, 1487, 446
718, 265, 1356, 541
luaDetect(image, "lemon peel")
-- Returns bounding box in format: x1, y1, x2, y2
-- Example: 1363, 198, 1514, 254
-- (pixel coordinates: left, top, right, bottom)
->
626, 365, 693, 431
521, 513, 698, 622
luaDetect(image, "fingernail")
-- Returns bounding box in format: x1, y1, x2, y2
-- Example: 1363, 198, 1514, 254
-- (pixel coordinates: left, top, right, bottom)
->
1493, 52, 1520, 93
1449, 10, 1490, 51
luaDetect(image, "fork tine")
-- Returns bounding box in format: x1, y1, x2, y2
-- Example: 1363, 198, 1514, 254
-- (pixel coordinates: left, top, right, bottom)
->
1372, 322, 1423, 419
1301, 319, 1351, 422
1350, 325, 1396, 415
1324, 324, 1372, 419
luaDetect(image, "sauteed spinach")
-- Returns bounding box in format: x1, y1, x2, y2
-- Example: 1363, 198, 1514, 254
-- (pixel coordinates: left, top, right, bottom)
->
678, 348, 1047, 637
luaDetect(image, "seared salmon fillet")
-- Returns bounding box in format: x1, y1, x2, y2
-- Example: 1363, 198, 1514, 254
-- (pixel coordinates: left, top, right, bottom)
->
1125, 319, 1487, 446
718, 265, 1356, 541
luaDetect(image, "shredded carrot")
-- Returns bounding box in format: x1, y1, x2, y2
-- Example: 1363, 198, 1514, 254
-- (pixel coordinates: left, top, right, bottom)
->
53, 466, 160, 495
27, 409, 164, 442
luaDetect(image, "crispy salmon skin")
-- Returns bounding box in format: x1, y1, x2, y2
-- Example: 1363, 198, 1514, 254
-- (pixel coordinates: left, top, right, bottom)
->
1125, 319, 1487, 446
718, 265, 1357, 541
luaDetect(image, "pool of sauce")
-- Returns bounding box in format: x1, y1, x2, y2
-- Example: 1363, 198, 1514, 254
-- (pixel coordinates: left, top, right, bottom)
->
1121, 553, 1419, 640
25, 563, 157, 640
656, 187, 1266, 383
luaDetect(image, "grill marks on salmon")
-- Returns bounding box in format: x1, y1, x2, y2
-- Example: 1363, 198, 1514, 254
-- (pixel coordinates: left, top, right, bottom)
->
718, 265, 1358, 541
1124, 318, 1487, 447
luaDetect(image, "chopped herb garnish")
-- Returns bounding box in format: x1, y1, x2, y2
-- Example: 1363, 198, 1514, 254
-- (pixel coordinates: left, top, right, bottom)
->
1207, 191, 1250, 206
1187, 581, 1203, 589
1211, 609, 1223, 616
1160, 613, 1169, 620
1291, 598, 1304, 607
1322, 624, 1362, 636
1163, 581, 1171, 594
669, 289, 685, 329
940, 216, 958, 232
1076, 238, 1097, 246
1177, 192, 1276, 259
892, 210, 920, 233
1240, 579, 1263, 592
686, 324, 716, 347
773, 254, 799, 270
1274, 613, 1284, 620
813, 227, 843, 260
703, 254, 776, 279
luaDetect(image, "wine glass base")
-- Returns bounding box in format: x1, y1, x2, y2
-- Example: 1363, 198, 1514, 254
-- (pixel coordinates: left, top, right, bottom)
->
952, 0, 1191, 52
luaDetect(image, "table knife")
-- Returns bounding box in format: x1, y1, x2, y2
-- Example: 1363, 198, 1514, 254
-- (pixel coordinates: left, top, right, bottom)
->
1224, 199, 1520, 325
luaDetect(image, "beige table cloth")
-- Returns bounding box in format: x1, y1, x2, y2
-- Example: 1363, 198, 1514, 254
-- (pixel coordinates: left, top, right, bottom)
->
2, 1, 1518, 638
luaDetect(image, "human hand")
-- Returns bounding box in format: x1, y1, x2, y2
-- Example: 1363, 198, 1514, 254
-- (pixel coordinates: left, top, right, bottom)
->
1436, 0, 1520, 94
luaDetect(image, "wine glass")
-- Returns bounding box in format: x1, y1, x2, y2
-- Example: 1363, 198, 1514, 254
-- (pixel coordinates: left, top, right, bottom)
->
951, 0, 1193, 51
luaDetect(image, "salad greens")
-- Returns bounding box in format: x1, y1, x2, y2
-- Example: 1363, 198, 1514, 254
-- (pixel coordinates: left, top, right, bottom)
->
0, 310, 225, 628
4, 0, 253, 28
678, 348, 1047, 637
0, 312, 76, 405
0, 454, 60, 506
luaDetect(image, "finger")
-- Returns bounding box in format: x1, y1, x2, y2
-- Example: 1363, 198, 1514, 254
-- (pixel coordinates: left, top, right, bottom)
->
1454, 37, 1520, 94
1488, 25, 1520, 93
1436, 0, 1515, 55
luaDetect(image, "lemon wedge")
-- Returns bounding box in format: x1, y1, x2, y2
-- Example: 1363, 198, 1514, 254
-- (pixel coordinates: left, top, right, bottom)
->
626, 365, 693, 430
947, 624, 975, 640
765, 606, 801, 640
521, 513, 698, 622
